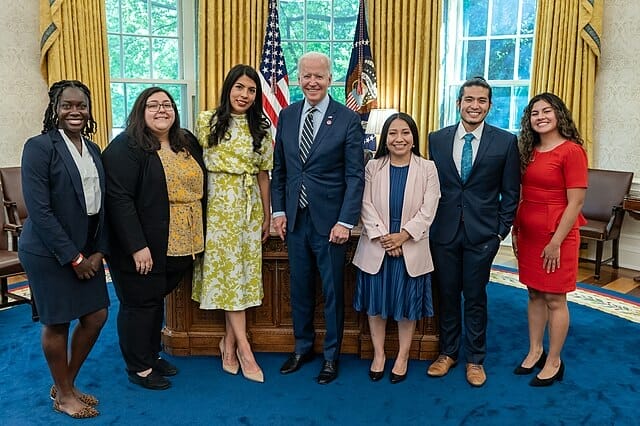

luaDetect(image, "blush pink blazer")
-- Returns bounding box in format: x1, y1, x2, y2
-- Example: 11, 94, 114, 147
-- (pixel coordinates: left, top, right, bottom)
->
352, 155, 440, 277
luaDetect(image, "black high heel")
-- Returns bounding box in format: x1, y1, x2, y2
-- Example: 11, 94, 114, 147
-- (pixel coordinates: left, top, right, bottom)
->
369, 369, 384, 381
389, 371, 407, 384
529, 360, 564, 387
513, 351, 547, 375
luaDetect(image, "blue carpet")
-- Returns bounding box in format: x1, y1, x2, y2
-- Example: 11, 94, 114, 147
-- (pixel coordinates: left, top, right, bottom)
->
1, 282, 638, 425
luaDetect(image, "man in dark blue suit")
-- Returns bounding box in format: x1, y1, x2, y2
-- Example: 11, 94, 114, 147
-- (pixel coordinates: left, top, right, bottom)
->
271, 52, 365, 384
427, 77, 520, 387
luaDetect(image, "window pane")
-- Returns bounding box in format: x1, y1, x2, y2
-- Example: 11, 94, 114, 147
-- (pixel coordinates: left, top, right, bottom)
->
518, 37, 533, 80
123, 36, 151, 78
106, 0, 121, 33
463, 40, 486, 79
152, 38, 179, 79
463, 0, 487, 37
108, 35, 122, 78
289, 86, 304, 103
122, 0, 149, 35
332, 42, 352, 82
491, 0, 517, 35
329, 86, 346, 104
521, 0, 536, 34
306, 1, 331, 40
488, 38, 515, 80
151, 3, 178, 36
283, 41, 305, 82
514, 85, 529, 128
486, 86, 511, 129
280, 2, 304, 39
333, 1, 358, 39
306, 41, 330, 56
110, 83, 126, 128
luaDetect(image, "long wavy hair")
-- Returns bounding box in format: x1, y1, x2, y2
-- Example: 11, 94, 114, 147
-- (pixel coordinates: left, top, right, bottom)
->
42, 80, 97, 137
518, 92, 583, 171
125, 87, 189, 153
374, 112, 422, 160
207, 64, 270, 152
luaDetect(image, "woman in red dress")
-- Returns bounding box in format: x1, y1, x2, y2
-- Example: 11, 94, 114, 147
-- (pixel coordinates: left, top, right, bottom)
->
512, 92, 588, 386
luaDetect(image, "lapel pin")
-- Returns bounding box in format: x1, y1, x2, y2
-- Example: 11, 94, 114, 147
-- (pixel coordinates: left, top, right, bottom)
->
326, 116, 333, 126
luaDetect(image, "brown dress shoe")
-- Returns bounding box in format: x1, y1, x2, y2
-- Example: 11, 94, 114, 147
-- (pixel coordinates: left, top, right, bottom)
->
427, 355, 457, 377
466, 363, 486, 387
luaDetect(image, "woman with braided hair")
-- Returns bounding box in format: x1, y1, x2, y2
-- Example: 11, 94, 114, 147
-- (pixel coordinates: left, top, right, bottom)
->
18, 80, 109, 418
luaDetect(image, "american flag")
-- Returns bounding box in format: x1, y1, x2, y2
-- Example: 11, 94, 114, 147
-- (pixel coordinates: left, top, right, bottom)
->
345, 0, 378, 121
259, 0, 289, 140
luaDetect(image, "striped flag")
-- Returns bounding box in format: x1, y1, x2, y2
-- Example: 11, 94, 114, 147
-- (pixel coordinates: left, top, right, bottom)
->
345, 0, 378, 121
259, 0, 289, 140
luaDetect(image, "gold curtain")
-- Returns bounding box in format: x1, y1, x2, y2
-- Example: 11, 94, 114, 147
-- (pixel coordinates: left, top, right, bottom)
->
39, 0, 112, 149
530, 0, 603, 163
368, 0, 442, 155
198, 0, 268, 110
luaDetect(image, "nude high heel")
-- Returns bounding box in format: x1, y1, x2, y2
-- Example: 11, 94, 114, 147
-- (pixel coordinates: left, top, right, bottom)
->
236, 350, 264, 383
219, 338, 239, 375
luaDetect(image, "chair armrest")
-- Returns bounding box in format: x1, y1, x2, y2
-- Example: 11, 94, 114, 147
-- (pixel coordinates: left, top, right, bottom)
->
3, 223, 22, 236
3, 200, 22, 227
606, 205, 625, 234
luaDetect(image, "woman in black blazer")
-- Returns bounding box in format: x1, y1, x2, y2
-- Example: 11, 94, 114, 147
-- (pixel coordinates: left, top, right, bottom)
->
102, 87, 206, 390
19, 80, 109, 419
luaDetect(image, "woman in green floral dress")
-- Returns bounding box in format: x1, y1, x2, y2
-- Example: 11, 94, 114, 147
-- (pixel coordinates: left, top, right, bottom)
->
192, 65, 272, 382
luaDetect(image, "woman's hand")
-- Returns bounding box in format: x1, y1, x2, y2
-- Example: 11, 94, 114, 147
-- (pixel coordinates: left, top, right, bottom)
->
87, 252, 104, 273
380, 230, 410, 252
511, 234, 518, 259
73, 255, 96, 280
132, 247, 153, 275
261, 217, 270, 243
541, 241, 561, 273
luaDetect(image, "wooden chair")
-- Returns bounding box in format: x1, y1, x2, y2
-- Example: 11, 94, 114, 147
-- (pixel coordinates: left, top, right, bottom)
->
0, 167, 26, 248
579, 168, 634, 279
0, 194, 29, 309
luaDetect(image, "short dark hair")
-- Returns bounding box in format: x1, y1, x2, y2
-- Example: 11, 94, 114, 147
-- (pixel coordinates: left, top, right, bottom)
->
125, 87, 189, 153
374, 112, 422, 159
457, 76, 492, 103
207, 64, 271, 152
42, 80, 97, 136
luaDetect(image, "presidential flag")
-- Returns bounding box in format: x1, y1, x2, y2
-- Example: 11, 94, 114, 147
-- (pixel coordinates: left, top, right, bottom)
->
345, 0, 378, 121
259, 0, 289, 140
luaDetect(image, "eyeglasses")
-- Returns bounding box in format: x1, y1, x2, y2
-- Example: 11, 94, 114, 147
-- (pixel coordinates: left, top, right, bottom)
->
146, 102, 174, 112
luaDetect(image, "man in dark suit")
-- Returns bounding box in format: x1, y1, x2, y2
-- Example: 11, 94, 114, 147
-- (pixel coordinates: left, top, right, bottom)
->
427, 77, 520, 387
271, 52, 365, 384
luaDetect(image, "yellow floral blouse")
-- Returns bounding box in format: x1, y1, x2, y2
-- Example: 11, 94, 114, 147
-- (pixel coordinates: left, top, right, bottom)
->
157, 148, 204, 257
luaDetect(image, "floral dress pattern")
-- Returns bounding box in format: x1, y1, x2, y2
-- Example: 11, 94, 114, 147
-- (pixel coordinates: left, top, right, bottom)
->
192, 111, 273, 310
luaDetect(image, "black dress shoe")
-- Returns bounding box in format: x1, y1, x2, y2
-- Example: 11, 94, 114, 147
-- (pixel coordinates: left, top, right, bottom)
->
530, 361, 564, 387
390, 371, 407, 384
317, 360, 339, 384
369, 369, 384, 382
514, 351, 546, 375
128, 370, 171, 390
280, 351, 314, 374
155, 357, 178, 376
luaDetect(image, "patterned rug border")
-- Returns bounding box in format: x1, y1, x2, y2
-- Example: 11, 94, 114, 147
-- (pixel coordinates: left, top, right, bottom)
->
490, 266, 640, 323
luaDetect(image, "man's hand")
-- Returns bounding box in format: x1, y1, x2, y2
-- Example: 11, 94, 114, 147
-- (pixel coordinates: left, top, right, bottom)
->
329, 223, 350, 244
273, 215, 287, 241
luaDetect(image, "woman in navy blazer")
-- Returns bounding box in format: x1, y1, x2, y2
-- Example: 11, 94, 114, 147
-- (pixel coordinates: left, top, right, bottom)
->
352, 113, 440, 383
19, 80, 109, 419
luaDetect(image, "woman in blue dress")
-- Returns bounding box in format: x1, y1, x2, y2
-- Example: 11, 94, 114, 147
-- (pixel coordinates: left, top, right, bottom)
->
352, 113, 440, 383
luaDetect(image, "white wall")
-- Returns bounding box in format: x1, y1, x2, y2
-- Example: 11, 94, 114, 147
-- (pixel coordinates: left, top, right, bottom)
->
1, 0, 639, 268
0, 0, 48, 167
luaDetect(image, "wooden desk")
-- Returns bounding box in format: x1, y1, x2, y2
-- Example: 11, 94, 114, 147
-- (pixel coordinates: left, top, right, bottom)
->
162, 233, 440, 360
623, 191, 640, 282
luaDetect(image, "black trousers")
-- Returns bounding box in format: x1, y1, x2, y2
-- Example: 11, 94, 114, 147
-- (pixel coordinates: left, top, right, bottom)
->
430, 225, 501, 365
111, 255, 193, 373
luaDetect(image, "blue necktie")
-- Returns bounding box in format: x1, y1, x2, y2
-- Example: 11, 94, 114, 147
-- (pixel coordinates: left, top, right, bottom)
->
460, 133, 474, 183
299, 107, 316, 208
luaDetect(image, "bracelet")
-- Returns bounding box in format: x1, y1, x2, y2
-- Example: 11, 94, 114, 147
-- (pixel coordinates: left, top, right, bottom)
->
71, 253, 84, 268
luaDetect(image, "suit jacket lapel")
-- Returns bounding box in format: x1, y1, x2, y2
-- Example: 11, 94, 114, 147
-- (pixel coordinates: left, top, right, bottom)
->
442, 127, 460, 181
52, 131, 87, 212
474, 124, 494, 172
306, 98, 337, 160
401, 156, 418, 224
